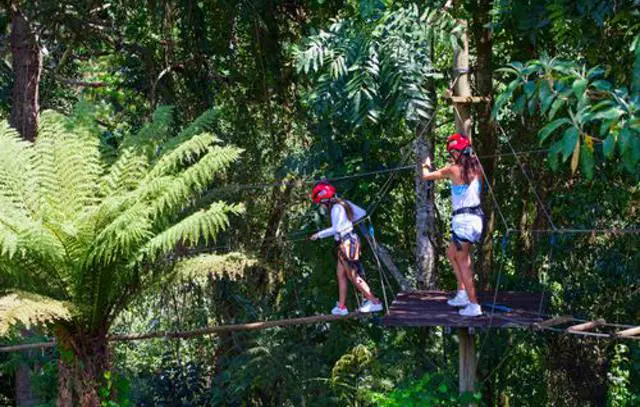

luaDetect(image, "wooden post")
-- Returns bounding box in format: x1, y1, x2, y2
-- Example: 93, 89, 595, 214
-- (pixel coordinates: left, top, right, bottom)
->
453, 19, 477, 405
453, 20, 472, 139
459, 328, 477, 405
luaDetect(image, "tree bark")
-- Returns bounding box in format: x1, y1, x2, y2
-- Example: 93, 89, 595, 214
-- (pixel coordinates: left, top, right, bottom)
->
414, 117, 437, 289
471, 0, 497, 290
9, 4, 41, 141
259, 183, 294, 263
56, 330, 110, 407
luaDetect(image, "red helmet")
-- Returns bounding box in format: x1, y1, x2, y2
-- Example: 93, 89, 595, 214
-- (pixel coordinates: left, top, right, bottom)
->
446, 133, 471, 153
311, 181, 336, 204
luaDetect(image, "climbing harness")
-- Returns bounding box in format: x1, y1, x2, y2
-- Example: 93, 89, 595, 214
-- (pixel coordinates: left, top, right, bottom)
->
336, 231, 365, 278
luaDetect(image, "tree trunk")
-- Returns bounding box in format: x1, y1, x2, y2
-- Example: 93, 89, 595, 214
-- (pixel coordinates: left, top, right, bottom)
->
56, 331, 110, 407
415, 118, 437, 289
15, 362, 36, 407
471, 0, 497, 290
15, 331, 39, 406
259, 183, 294, 264
9, 5, 41, 141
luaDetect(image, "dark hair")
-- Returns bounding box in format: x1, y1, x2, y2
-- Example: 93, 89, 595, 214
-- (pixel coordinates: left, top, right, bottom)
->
457, 152, 482, 184
331, 197, 354, 221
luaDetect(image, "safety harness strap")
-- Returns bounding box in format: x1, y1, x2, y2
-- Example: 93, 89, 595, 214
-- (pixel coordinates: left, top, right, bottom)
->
452, 205, 484, 217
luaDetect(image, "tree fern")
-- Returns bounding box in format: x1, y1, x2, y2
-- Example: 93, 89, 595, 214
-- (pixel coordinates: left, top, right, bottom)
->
0, 107, 243, 338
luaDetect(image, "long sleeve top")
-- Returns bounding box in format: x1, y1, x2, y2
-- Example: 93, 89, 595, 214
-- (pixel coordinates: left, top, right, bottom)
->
316, 200, 367, 241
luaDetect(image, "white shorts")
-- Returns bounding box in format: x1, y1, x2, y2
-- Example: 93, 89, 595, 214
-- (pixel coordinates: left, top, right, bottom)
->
451, 213, 483, 244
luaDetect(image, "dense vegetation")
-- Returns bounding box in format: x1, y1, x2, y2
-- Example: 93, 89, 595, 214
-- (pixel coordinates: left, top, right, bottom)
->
0, 0, 638, 406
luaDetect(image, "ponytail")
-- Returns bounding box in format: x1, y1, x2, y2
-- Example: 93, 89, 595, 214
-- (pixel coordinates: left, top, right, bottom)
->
332, 198, 354, 221
459, 153, 482, 184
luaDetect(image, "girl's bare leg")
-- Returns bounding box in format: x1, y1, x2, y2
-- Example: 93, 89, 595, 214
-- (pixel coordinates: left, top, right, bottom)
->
447, 242, 465, 291
345, 266, 377, 301
336, 260, 349, 308
340, 238, 379, 302
455, 242, 478, 304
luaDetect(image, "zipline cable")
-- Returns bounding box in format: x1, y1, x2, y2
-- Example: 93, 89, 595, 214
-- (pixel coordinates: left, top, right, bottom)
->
497, 123, 557, 231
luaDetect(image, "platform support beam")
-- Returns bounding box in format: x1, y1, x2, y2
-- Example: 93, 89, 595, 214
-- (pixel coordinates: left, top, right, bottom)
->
459, 328, 477, 406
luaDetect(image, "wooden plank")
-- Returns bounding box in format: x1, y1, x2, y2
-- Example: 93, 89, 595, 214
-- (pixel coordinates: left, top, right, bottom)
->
616, 326, 640, 338
532, 315, 573, 330
567, 319, 605, 332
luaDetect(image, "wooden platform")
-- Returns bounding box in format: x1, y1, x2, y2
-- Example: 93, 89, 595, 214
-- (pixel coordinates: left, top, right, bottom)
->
384, 291, 546, 329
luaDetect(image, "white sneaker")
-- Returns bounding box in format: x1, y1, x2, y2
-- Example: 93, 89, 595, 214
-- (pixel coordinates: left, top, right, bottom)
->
447, 290, 470, 307
459, 303, 482, 317
358, 300, 383, 313
331, 303, 349, 316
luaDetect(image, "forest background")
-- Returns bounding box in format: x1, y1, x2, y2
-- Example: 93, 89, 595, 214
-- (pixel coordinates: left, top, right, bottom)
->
0, 0, 639, 406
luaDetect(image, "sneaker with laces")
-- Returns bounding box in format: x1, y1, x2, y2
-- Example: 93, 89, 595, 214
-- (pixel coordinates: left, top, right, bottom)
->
358, 299, 383, 313
447, 290, 470, 307
459, 303, 482, 317
331, 303, 349, 316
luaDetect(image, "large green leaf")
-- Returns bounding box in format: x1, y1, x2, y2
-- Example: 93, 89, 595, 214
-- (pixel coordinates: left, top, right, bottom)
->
592, 107, 623, 122
548, 98, 565, 120
538, 118, 571, 144
580, 147, 594, 180
618, 127, 631, 154
547, 141, 563, 171
562, 127, 579, 161
603, 134, 616, 158
572, 78, 589, 99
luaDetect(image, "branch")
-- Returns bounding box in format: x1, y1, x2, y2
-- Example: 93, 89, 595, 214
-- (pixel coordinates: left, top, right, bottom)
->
149, 60, 192, 105
52, 74, 110, 88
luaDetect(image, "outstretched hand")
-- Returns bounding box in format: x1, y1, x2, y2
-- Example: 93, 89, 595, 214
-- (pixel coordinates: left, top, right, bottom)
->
309, 233, 320, 241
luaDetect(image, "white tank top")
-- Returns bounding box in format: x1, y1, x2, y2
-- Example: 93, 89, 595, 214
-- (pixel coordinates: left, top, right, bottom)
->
451, 178, 482, 211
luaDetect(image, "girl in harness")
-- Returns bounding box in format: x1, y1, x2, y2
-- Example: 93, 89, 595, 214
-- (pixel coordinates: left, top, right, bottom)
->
309, 181, 384, 316
421, 133, 484, 317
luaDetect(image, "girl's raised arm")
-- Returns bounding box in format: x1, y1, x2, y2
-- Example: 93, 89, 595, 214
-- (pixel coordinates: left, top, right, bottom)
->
421, 157, 453, 181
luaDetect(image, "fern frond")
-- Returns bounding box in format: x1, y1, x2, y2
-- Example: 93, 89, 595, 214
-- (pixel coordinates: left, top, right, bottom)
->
141, 202, 244, 261
90, 202, 153, 265
0, 292, 73, 335
34, 111, 103, 218
158, 109, 222, 155
148, 144, 244, 216
99, 148, 149, 196
147, 132, 220, 179
121, 105, 175, 157
0, 121, 37, 220
172, 252, 255, 283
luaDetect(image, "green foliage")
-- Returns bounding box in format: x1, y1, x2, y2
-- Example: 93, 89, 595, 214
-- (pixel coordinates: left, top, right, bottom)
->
367, 372, 480, 407
99, 371, 132, 407
0, 108, 242, 336
607, 344, 639, 407
295, 3, 457, 127
493, 55, 640, 179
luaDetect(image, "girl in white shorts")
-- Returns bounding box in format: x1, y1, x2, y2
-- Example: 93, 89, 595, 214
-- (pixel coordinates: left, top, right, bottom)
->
421, 133, 484, 317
